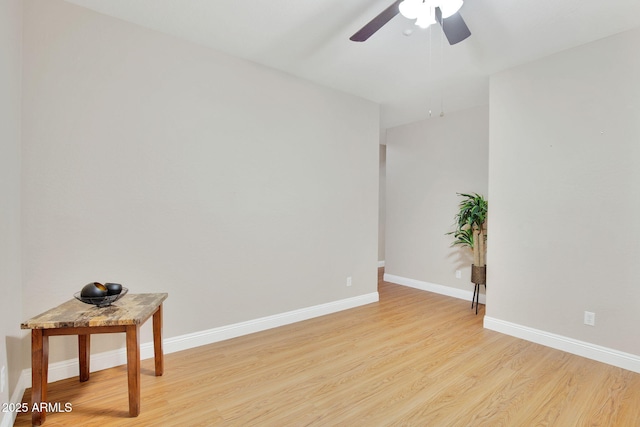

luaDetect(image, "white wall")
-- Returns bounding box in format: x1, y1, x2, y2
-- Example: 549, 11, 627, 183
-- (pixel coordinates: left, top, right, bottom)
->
384, 105, 489, 293
21, 0, 379, 366
487, 27, 640, 358
378, 144, 386, 264
0, 0, 23, 418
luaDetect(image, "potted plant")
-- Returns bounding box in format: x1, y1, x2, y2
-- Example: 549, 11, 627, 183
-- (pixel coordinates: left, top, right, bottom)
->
447, 193, 487, 312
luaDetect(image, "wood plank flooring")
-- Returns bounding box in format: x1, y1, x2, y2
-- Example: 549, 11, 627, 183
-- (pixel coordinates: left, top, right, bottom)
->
14, 269, 640, 426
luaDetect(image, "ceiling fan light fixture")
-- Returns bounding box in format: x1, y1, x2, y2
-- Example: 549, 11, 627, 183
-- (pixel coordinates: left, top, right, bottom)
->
414, 6, 436, 28
398, 0, 422, 20
438, 0, 464, 18
400, 0, 462, 29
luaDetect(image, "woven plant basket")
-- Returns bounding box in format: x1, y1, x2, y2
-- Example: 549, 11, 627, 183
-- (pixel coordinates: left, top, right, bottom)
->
471, 265, 486, 285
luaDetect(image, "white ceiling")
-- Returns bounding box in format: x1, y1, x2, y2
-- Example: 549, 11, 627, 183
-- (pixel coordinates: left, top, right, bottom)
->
65, 0, 640, 128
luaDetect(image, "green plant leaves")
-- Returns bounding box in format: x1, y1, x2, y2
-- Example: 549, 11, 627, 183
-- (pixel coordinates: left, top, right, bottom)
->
449, 228, 474, 247
447, 192, 487, 249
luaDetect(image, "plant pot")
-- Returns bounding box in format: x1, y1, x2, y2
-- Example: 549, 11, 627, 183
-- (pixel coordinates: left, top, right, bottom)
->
471, 265, 486, 285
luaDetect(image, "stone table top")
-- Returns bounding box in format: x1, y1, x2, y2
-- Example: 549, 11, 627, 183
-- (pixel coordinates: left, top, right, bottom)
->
21, 293, 168, 329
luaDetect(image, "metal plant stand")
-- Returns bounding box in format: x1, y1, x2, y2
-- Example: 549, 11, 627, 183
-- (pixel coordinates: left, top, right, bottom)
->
471, 264, 486, 315
471, 283, 485, 315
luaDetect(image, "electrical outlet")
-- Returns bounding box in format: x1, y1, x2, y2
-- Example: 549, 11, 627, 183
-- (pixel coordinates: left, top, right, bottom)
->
455, 270, 462, 279
584, 311, 595, 326
346, 276, 352, 287
1, 365, 5, 393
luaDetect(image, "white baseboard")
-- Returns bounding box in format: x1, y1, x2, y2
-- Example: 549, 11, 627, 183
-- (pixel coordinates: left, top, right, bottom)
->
484, 316, 640, 374
0, 369, 29, 427
384, 273, 485, 304
20, 292, 380, 388
383, 274, 640, 373
0, 413, 9, 427
377, 260, 385, 268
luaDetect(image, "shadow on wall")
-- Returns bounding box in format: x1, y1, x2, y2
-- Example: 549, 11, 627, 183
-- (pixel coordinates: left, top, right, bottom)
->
445, 248, 473, 274
5, 335, 23, 397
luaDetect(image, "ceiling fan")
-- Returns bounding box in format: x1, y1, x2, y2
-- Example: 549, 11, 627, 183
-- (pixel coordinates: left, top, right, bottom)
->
350, 0, 471, 45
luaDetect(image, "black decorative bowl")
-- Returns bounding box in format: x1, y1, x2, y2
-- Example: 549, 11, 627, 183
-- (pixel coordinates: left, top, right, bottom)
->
74, 287, 128, 307
104, 282, 123, 296
81, 282, 108, 298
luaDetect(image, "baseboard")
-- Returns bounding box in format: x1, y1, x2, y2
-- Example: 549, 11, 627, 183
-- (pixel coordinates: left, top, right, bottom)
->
0, 369, 29, 427
377, 260, 385, 268
484, 316, 640, 374
384, 273, 485, 304
20, 292, 380, 387
163, 291, 379, 355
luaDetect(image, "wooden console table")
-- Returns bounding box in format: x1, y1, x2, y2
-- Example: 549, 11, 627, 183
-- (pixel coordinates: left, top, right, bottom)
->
21, 293, 168, 426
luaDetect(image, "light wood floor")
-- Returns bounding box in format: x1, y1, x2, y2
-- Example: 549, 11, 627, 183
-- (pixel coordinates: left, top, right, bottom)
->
15, 269, 640, 426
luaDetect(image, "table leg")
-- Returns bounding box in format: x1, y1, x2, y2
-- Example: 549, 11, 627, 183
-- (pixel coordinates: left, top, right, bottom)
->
31, 329, 49, 426
153, 303, 164, 376
126, 324, 141, 417
78, 334, 91, 382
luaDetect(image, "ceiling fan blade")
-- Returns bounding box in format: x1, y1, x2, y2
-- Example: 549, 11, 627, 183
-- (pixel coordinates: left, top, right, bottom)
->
350, 0, 402, 42
435, 7, 471, 45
